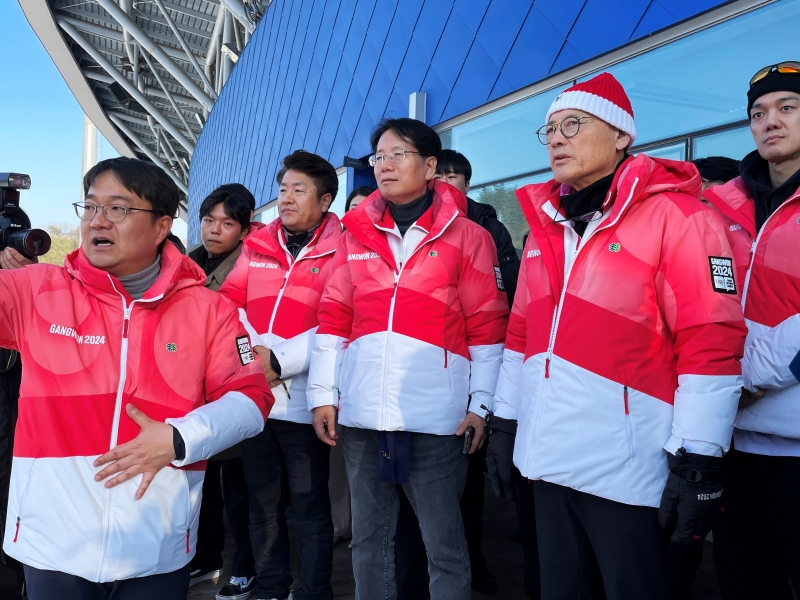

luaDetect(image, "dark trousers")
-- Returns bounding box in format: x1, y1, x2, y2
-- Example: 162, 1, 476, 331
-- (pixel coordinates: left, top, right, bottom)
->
713, 448, 800, 600
395, 444, 489, 600
511, 469, 542, 600
242, 418, 333, 600
665, 539, 704, 600
23, 564, 189, 600
533, 480, 668, 600
195, 458, 256, 577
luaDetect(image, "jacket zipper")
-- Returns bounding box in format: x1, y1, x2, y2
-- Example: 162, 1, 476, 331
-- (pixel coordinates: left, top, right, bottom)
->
13, 458, 39, 543
379, 211, 458, 429
740, 192, 800, 311
624, 385, 635, 458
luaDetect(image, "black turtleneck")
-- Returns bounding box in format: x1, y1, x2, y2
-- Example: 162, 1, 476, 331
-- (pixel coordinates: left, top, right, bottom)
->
284, 220, 322, 258
389, 189, 432, 236
739, 149, 800, 231
561, 155, 628, 236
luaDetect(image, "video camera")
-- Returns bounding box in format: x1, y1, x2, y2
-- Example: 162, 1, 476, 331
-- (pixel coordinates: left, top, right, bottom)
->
0, 173, 51, 259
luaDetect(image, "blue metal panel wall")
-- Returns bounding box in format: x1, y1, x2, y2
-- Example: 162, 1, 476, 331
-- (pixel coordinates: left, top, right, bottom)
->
188, 0, 726, 243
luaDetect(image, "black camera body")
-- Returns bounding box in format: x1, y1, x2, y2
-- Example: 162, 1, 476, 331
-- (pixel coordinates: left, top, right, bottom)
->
0, 173, 51, 259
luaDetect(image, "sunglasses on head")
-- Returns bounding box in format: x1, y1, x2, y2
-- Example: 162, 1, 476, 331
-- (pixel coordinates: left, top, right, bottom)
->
750, 62, 800, 87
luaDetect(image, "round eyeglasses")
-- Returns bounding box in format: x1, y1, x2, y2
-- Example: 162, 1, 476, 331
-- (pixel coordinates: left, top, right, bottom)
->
536, 116, 593, 145
73, 202, 163, 222
368, 150, 422, 167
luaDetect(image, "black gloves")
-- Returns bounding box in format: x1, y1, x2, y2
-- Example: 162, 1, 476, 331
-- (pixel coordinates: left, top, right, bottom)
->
485, 409, 518, 501
658, 448, 724, 544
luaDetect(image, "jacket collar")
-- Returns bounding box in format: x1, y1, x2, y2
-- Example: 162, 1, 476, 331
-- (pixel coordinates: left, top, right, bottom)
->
64, 239, 206, 306
341, 179, 466, 270
244, 211, 342, 269
703, 177, 758, 239
206, 244, 243, 289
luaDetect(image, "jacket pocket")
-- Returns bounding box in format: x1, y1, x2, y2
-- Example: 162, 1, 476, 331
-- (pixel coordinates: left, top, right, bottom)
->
445, 350, 456, 407
12, 459, 38, 543
623, 385, 635, 459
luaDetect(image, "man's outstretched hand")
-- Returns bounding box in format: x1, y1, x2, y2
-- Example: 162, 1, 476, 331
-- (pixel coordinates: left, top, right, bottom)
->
93, 403, 177, 500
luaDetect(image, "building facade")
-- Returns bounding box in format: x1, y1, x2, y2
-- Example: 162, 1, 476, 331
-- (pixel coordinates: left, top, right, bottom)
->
187, 0, 796, 246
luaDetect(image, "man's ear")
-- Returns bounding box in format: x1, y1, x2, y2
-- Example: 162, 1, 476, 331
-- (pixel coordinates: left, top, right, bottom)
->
615, 129, 631, 152
156, 215, 173, 244
465, 181, 470, 194
425, 157, 438, 180
320, 193, 333, 213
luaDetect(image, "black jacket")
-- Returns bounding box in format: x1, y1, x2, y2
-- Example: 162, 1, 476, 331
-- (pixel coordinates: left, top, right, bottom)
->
466, 197, 520, 306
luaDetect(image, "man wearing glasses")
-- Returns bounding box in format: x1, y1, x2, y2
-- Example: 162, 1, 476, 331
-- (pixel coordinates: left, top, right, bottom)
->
308, 117, 508, 600
489, 73, 746, 599
0, 157, 272, 599
704, 62, 800, 599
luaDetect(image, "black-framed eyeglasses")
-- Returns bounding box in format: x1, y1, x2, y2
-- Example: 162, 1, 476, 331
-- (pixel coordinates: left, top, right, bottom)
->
750, 61, 800, 87
73, 202, 163, 223
368, 150, 422, 167
552, 199, 604, 226
536, 116, 593, 145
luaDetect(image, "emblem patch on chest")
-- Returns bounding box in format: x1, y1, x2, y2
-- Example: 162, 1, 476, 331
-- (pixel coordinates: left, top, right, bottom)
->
708, 256, 737, 295
166, 343, 177, 353
236, 336, 255, 365
311, 267, 320, 273
608, 243, 621, 252
429, 250, 437, 257
493, 266, 505, 292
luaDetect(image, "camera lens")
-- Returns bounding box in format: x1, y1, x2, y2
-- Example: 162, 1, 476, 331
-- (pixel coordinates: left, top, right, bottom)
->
8, 229, 52, 258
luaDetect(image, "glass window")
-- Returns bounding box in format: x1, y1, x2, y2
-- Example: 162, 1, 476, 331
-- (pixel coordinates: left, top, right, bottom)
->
328, 170, 349, 219
441, 86, 563, 187
634, 141, 686, 162
582, 0, 800, 146
472, 171, 552, 250
693, 125, 756, 161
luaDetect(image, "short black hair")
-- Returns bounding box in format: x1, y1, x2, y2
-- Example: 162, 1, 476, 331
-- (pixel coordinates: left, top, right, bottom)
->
276, 150, 338, 209
199, 183, 254, 231
83, 157, 180, 219
436, 149, 472, 183
369, 118, 442, 163
345, 186, 376, 211
692, 156, 741, 183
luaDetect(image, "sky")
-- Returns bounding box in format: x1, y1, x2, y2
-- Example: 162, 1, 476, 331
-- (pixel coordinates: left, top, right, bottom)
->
0, 3, 187, 240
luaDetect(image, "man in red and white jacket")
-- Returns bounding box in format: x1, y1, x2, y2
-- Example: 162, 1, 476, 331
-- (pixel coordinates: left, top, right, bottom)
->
489, 74, 746, 599
0, 158, 272, 600
308, 118, 508, 600
704, 63, 800, 599
219, 150, 341, 600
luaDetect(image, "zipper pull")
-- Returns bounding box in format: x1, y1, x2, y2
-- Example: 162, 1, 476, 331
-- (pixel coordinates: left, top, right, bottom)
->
545, 358, 550, 379
122, 311, 131, 338
750, 241, 757, 253
623, 385, 629, 415
13, 517, 19, 542
185, 528, 190, 553
394, 272, 399, 286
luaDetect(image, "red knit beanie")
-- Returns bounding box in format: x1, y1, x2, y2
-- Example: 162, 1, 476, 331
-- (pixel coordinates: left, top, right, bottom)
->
546, 73, 637, 148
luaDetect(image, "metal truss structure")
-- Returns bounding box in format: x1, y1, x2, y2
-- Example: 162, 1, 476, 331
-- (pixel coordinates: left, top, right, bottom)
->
19, 0, 268, 218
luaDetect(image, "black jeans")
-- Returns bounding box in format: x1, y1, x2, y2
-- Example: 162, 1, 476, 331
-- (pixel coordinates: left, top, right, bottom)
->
242, 419, 333, 600
533, 480, 668, 600
713, 448, 800, 600
195, 458, 255, 577
24, 564, 189, 600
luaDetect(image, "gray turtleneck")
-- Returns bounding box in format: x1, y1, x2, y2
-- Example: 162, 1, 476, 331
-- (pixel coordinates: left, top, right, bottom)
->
117, 255, 161, 300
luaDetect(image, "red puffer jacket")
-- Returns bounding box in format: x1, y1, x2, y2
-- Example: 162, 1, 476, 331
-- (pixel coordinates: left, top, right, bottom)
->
219, 212, 342, 423
494, 154, 746, 507
307, 180, 509, 435
705, 178, 800, 442
0, 242, 272, 582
